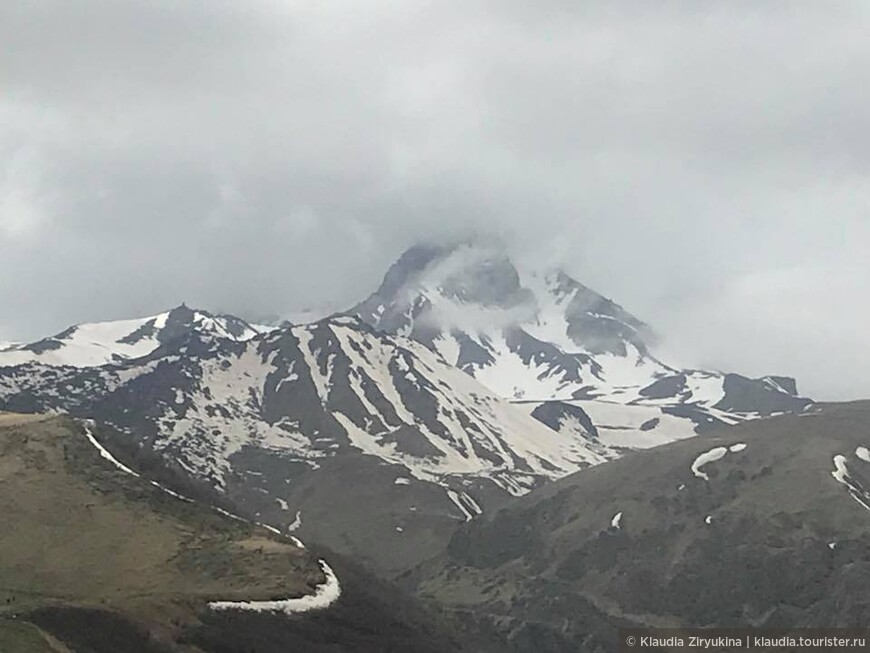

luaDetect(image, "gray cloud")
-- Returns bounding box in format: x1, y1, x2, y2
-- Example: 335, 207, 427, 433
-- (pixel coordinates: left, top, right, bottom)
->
1, 1, 869, 399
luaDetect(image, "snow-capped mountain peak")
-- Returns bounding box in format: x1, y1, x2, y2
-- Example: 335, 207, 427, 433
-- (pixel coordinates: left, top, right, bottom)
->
0, 304, 268, 369
352, 242, 665, 400
351, 242, 811, 451
354, 242, 652, 353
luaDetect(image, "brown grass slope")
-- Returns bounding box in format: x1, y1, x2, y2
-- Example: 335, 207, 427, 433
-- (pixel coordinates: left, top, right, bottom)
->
0, 412, 322, 652
0, 413, 475, 653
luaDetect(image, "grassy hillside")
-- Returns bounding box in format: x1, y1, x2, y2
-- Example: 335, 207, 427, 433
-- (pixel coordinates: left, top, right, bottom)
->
0, 412, 473, 652
0, 413, 321, 610
0, 618, 68, 652
409, 402, 870, 652
0, 412, 324, 651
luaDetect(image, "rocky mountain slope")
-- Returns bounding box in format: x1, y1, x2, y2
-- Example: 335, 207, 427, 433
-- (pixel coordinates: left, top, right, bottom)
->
0, 412, 472, 653
408, 402, 870, 652
351, 242, 811, 452
0, 241, 814, 577
0, 316, 604, 575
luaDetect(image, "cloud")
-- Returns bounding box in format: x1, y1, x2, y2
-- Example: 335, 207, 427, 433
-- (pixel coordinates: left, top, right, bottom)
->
1, 1, 869, 398
653, 260, 870, 401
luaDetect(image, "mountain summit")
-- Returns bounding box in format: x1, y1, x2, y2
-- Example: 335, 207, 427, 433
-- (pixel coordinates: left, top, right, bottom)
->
0, 305, 267, 368
354, 242, 653, 362
352, 242, 810, 447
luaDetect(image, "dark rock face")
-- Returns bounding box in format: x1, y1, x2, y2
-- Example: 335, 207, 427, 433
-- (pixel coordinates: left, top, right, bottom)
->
639, 374, 687, 400
765, 375, 799, 396
21, 337, 65, 354
412, 403, 870, 652
715, 373, 810, 415
531, 401, 599, 440
441, 256, 533, 308
350, 244, 446, 335
117, 319, 160, 346
157, 304, 200, 344
503, 327, 597, 385
375, 244, 445, 301
562, 280, 652, 357
453, 331, 496, 372
217, 313, 261, 339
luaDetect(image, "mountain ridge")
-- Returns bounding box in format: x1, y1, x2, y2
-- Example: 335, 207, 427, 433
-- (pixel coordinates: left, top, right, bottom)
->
0, 314, 604, 574
0, 304, 268, 369
0, 241, 813, 575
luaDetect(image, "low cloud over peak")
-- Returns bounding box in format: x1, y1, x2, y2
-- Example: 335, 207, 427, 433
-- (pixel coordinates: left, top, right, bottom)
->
2, 1, 869, 400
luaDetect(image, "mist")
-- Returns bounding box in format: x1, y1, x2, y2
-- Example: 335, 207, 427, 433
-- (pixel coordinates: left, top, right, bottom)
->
2, 1, 869, 399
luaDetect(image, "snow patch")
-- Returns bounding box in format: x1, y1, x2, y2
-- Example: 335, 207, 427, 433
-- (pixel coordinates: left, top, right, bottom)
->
691, 447, 729, 481
691, 443, 746, 481
832, 454, 850, 485
831, 454, 870, 512
209, 559, 341, 614
446, 488, 482, 522
574, 400, 697, 450
82, 423, 140, 478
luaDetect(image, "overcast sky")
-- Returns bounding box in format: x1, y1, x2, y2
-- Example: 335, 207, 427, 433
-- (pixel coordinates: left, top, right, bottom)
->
2, 1, 869, 400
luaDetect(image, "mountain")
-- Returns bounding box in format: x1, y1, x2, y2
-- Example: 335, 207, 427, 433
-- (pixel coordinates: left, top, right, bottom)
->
0, 241, 849, 651
0, 411, 476, 653
0, 241, 814, 576
351, 242, 811, 452
0, 315, 604, 575
0, 304, 266, 368
407, 402, 870, 652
